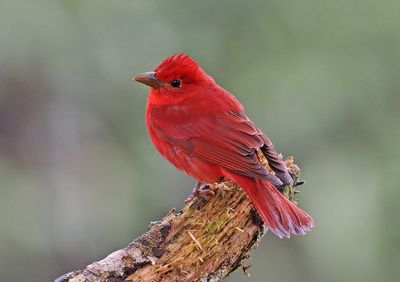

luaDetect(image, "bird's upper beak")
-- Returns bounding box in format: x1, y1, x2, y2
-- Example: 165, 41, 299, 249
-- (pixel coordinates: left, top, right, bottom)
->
133, 71, 161, 89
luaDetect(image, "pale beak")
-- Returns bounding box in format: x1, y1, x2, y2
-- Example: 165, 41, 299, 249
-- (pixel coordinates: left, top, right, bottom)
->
133, 71, 161, 89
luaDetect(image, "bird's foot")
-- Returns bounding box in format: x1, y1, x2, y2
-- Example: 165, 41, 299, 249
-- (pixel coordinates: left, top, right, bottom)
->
185, 182, 215, 204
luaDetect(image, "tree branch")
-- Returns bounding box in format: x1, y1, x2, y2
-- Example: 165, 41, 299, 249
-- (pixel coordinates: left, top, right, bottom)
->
55, 156, 304, 282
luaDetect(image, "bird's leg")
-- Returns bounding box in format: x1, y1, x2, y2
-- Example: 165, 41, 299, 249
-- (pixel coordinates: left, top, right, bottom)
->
185, 182, 215, 204
191, 182, 203, 196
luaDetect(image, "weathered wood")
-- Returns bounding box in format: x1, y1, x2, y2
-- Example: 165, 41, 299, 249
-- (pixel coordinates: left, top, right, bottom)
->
55, 157, 304, 282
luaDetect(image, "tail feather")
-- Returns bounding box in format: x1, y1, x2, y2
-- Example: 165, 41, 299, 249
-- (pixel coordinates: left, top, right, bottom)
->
225, 172, 315, 238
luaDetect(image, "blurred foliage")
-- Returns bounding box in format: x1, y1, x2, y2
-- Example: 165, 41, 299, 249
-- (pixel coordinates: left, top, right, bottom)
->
0, 0, 399, 281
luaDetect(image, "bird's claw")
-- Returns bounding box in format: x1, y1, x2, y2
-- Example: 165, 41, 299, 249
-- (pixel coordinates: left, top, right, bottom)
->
185, 183, 215, 204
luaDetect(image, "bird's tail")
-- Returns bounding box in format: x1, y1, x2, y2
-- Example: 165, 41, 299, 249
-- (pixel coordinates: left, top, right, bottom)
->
225, 172, 315, 238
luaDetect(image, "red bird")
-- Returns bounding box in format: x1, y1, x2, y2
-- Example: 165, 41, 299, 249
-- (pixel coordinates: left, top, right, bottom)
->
134, 54, 314, 238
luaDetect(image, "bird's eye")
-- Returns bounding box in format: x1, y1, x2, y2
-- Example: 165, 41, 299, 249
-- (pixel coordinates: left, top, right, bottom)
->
170, 79, 181, 88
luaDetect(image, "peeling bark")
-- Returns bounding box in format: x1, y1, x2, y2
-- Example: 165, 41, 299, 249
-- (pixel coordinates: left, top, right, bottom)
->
55, 157, 305, 282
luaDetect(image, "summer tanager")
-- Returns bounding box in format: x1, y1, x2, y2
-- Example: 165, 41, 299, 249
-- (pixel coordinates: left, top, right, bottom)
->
134, 54, 314, 238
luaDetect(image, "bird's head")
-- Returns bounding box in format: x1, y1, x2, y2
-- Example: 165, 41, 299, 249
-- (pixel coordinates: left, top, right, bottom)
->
134, 54, 212, 95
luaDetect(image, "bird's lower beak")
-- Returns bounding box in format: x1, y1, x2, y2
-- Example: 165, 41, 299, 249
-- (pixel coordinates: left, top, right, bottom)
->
133, 71, 161, 89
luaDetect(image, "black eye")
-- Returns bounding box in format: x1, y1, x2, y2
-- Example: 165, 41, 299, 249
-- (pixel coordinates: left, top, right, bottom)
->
170, 79, 181, 88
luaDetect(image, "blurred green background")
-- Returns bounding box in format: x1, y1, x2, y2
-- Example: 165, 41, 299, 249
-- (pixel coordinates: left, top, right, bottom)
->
1, 0, 399, 281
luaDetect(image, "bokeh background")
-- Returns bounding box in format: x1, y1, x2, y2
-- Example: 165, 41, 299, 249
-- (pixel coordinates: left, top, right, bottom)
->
1, 0, 399, 281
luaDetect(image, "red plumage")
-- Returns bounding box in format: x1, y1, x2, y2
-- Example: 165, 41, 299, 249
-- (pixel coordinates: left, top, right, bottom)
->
135, 54, 314, 238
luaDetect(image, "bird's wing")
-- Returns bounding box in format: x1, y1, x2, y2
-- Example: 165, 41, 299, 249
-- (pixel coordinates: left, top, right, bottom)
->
152, 108, 270, 179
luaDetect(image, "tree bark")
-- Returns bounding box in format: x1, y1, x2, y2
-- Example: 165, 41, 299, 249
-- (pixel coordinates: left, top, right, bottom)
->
55, 156, 304, 282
